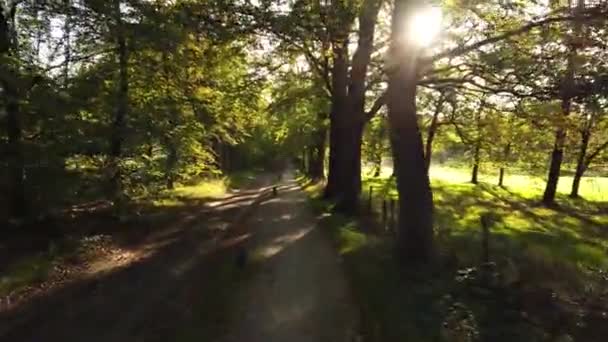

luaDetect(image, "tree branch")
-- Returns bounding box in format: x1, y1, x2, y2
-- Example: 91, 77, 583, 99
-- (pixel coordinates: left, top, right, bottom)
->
585, 140, 608, 167
365, 91, 387, 121
425, 7, 608, 65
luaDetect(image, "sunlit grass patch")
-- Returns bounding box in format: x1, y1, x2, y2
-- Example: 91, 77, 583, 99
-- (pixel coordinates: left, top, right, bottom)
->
173, 179, 227, 199
150, 177, 232, 207
304, 167, 608, 341
363, 166, 608, 269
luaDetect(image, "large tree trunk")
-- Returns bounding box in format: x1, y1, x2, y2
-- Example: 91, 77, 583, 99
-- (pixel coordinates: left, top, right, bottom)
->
109, 2, 128, 203
387, 0, 434, 263
324, 40, 348, 199
331, 0, 382, 213
325, 0, 380, 207
334, 121, 364, 213
570, 130, 590, 198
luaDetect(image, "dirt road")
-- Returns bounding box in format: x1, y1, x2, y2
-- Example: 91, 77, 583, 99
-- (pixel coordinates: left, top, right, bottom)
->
219, 173, 359, 342
0, 172, 358, 341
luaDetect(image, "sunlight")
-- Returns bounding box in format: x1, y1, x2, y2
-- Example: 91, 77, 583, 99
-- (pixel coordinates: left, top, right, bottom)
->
406, 6, 443, 47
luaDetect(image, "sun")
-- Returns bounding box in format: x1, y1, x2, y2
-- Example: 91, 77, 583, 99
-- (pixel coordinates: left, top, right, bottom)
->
407, 6, 443, 47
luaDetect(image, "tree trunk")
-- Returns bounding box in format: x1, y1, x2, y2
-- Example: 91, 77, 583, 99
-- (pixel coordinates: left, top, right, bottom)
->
306, 145, 315, 176
542, 0, 582, 206
309, 126, 326, 180
325, 0, 380, 209
471, 140, 481, 184
334, 121, 364, 213
162, 51, 178, 190
165, 143, 177, 190
543, 127, 566, 205
372, 153, 382, 177
424, 108, 440, 172
2, 4, 26, 219
109, 2, 129, 203
63, 0, 71, 87
570, 130, 590, 198
387, 0, 434, 263
324, 40, 349, 199
5, 85, 26, 219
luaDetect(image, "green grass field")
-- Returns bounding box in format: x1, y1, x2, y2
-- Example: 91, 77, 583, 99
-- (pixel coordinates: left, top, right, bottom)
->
302, 166, 608, 341
363, 166, 608, 268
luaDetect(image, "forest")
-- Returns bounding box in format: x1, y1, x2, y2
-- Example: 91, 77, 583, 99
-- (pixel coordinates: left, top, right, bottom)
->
1, 0, 608, 341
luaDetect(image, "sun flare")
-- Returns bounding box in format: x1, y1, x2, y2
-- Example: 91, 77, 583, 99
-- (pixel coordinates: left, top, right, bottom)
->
407, 6, 443, 47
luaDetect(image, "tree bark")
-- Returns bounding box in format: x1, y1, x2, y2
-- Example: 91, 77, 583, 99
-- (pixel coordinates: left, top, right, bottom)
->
471, 140, 481, 184
324, 0, 381, 213
387, 0, 434, 263
1, 3, 26, 219
109, 1, 129, 202
63, 0, 71, 87
324, 40, 348, 199
309, 126, 326, 180
424, 99, 442, 172
498, 143, 511, 187
543, 127, 566, 204
5, 85, 26, 218
372, 150, 382, 177
162, 51, 178, 190
570, 130, 590, 198
542, 0, 583, 206
334, 121, 364, 213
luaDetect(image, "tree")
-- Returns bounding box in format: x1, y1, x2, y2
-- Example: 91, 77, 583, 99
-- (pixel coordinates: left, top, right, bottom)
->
542, 0, 585, 205
386, 0, 434, 262
569, 98, 608, 198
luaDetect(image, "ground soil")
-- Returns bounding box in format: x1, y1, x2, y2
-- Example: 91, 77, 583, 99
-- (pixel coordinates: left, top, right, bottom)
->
218, 172, 359, 342
0, 172, 358, 342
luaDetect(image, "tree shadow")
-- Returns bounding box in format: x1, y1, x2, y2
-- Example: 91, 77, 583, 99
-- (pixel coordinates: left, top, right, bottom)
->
0, 180, 349, 342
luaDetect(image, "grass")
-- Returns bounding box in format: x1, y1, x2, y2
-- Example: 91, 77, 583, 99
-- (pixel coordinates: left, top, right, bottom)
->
363, 166, 608, 269
151, 170, 260, 207
300, 166, 608, 342
0, 255, 54, 297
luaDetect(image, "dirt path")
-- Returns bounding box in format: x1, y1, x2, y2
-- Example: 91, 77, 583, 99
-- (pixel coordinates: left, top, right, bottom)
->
0, 176, 275, 342
219, 172, 359, 342
0, 172, 358, 341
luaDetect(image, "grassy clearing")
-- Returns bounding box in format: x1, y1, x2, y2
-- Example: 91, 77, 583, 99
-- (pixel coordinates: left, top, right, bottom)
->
363, 166, 608, 269
300, 167, 608, 342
